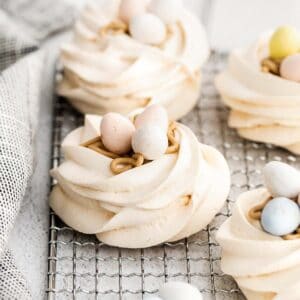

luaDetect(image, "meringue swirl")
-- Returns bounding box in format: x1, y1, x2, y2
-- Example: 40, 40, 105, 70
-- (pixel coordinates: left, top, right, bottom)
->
57, 0, 209, 120
50, 115, 230, 248
216, 188, 300, 300
215, 32, 300, 154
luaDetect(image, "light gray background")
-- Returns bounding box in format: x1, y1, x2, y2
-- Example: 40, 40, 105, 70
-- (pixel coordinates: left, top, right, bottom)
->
8, 0, 300, 298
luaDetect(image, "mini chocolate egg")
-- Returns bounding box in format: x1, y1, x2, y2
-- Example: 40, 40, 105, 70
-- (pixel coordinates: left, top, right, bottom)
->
129, 13, 166, 45
148, 0, 183, 24
135, 104, 169, 133
280, 54, 300, 82
263, 161, 300, 198
261, 197, 300, 236
159, 281, 203, 300
119, 0, 148, 24
132, 124, 168, 160
100, 112, 135, 155
269, 26, 300, 59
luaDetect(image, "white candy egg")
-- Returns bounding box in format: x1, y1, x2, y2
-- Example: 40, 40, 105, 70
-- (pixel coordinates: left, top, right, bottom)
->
280, 54, 300, 82
148, 0, 183, 24
135, 104, 169, 133
100, 112, 135, 155
263, 161, 300, 198
129, 13, 166, 45
132, 124, 168, 160
119, 0, 148, 24
261, 197, 300, 236
159, 281, 203, 300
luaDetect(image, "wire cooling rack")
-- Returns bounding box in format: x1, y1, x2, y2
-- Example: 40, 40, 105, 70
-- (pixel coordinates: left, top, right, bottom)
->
47, 52, 300, 300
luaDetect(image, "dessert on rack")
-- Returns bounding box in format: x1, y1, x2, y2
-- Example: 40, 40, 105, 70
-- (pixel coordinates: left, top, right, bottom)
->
215, 25, 300, 154
217, 161, 300, 300
57, 0, 209, 120
50, 105, 230, 248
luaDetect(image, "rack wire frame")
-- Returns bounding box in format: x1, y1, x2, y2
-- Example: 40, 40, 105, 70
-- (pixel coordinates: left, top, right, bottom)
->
47, 52, 300, 300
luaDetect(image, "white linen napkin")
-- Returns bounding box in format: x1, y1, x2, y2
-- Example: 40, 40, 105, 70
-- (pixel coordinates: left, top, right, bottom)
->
0, 0, 75, 297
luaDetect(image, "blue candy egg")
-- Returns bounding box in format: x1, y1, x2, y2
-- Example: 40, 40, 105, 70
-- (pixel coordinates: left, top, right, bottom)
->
261, 197, 300, 236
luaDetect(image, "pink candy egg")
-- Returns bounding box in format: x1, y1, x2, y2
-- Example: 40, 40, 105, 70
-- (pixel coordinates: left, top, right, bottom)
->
119, 0, 148, 24
100, 113, 135, 155
135, 104, 169, 133
280, 54, 300, 82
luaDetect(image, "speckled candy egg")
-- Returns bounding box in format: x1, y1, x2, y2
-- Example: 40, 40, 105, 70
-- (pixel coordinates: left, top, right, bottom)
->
159, 281, 203, 300
132, 124, 168, 160
269, 26, 300, 59
135, 104, 169, 133
261, 197, 300, 236
100, 112, 135, 155
263, 161, 300, 198
119, 0, 149, 24
129, 13, 166, 45
280, 54, 300, 82
148, 0, 183, 24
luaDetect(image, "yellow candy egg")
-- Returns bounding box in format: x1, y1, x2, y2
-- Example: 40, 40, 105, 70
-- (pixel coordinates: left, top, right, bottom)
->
269, 26, 300, 59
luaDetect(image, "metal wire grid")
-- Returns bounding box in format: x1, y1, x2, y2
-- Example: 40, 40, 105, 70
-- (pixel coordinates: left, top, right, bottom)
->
47, 52, 300, 300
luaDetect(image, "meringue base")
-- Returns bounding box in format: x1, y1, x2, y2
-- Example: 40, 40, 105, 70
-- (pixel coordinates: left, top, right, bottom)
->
228, 108, 300, 155
49, 117, 230, 249
50, 142, 230, 248
58, 72, 201, 121
216, 188, 300, 300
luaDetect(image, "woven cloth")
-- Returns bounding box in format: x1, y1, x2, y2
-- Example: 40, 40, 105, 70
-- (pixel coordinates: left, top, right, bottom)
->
0, 0, 74, 298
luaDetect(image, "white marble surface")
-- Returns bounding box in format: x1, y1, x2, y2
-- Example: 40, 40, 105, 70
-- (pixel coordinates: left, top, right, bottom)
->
7, 0, 300, 299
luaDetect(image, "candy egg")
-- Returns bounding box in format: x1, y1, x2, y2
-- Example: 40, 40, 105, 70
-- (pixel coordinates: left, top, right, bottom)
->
129, 13, 166, 45
263, 161, 300, 198
132, 124, 168, 160
261, 197, 300, 236
135, 104, 169, 133
280, 54, 300, 82
100, 112, 135, 155
148, 0, 183, 24
159, 281, 203, 300
269, 26, 300, 59
119, 0, 148, 24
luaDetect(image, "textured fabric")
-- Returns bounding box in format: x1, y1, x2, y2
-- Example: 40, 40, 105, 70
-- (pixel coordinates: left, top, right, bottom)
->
0, 0, 75, 298
0, 10, 38, 71
0, 0, 75, 71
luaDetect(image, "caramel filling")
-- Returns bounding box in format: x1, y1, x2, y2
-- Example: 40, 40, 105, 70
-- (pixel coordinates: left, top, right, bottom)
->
81, 121, 180, 175
261, 57, 282, 76
99, 20, 128, 36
